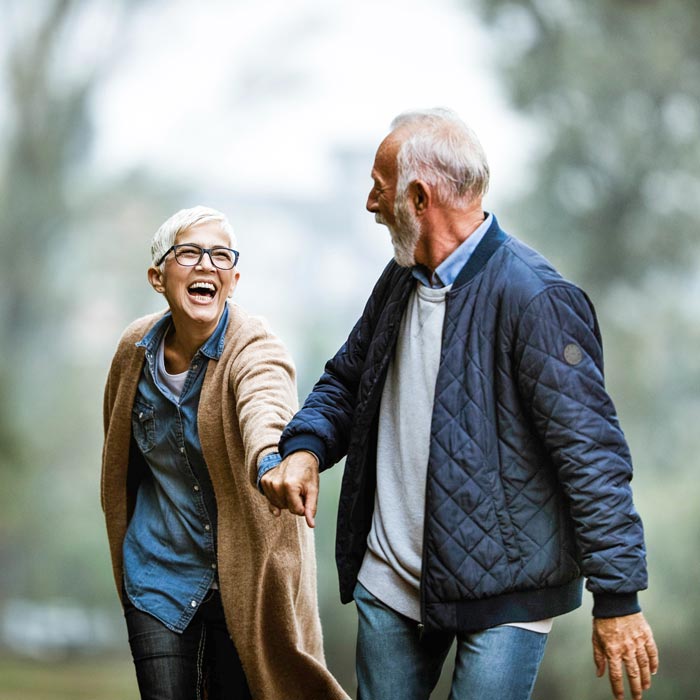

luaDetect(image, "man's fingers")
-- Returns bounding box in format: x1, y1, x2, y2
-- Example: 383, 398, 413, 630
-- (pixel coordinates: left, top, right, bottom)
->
593, 642, 606, 678
646, 637, 659, 675
260, 472, 282, 505
607, 657, 625, 700
286, 486, 307, 518
636, 647, 652, 691
303, 483, 319, 528
261, 471, 296, 511
303, 481, 319, 529
623, 652, 643, 700
304, 506, 316, 529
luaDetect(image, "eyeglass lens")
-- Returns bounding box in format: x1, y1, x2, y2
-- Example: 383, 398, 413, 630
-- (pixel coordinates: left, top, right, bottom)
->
173, 245, 236, 269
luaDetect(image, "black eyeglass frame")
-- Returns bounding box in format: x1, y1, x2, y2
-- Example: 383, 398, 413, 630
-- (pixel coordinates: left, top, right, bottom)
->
156, 243, 240, 270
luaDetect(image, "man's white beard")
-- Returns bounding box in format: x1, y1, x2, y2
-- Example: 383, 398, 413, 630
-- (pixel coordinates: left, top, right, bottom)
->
386, 196, 421, 268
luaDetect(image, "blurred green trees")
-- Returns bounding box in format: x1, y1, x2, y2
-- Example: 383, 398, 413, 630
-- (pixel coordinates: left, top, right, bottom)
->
0, 1, 697, 698
0, 0, 177, 608
472, 1, 700, 697
0, 0, 95, 603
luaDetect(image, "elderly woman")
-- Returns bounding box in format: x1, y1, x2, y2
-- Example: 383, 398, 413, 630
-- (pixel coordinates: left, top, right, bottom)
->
101, 206, 348, 700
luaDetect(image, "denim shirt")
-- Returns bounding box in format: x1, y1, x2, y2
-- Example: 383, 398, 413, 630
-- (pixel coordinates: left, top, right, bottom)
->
123, 306, 228, 633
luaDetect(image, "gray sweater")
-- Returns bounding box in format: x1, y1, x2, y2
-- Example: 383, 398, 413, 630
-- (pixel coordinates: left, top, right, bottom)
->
359, 282, 448, 620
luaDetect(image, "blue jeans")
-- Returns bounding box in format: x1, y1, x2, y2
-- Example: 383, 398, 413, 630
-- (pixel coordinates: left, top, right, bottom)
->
354, 583, 547, 700
123, 589, 251, 700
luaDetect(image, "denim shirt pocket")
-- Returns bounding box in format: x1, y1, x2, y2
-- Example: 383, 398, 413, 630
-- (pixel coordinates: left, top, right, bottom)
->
132, 400, 156, 453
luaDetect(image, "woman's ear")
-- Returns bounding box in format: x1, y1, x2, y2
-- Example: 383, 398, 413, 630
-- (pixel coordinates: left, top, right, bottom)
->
227, 270, 241, 298
147, 266, 166, 294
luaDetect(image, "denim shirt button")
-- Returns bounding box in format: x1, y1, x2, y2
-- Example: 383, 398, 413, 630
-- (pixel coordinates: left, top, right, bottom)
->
180, 446, 185, 454
204, 524, 211, 532
190, 600, 197, 608
193, 484, 200, 492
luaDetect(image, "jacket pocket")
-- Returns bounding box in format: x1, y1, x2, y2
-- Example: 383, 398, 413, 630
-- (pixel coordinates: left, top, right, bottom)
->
132, 400, 156, 453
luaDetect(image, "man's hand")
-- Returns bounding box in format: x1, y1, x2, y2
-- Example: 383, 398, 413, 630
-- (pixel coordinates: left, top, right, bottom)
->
260, 451, 320, 528
592, 612, 659, 700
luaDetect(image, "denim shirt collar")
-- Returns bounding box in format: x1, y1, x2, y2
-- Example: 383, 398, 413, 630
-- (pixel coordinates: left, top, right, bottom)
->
135, 304, 230, 361
412, 212, 493, 289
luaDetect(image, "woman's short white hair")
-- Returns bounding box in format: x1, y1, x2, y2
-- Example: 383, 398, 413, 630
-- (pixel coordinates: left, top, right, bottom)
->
391, 108, 490, 207
150, 205, 237, 268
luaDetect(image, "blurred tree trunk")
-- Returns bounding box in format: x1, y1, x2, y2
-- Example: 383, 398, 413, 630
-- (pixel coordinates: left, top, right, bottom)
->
0, 0, 140, 602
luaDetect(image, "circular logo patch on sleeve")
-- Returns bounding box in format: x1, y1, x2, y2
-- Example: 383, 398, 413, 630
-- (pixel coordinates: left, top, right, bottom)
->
563, 343, 583, 365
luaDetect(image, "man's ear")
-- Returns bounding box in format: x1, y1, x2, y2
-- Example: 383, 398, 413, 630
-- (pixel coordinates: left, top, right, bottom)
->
147, 266, 165, 294
410, 180, 431, 215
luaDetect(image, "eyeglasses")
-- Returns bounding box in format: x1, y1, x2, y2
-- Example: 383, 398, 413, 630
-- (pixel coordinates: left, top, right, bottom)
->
156, 244, 240, 270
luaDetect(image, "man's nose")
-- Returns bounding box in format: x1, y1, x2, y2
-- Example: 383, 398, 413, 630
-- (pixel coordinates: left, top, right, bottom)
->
366, 190, 378, 213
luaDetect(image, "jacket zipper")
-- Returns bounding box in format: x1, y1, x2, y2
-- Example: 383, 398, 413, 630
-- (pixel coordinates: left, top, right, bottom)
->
418, 291, 453, 641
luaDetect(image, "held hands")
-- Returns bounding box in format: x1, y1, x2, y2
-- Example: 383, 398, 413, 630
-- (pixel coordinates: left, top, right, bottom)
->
260, 451, 320, 528
592, 612, 659, 700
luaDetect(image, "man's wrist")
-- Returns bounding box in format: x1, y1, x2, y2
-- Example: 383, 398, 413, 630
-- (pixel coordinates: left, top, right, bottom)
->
592, 592, 641, 618
295, 449, 320, 468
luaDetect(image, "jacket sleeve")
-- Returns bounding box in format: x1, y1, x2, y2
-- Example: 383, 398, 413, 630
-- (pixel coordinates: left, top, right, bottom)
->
279, 262, 397, 471
229, 319, 299, 489
514, 283, 647, 617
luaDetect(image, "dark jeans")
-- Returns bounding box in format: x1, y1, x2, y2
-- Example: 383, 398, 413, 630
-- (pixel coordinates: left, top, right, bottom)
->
123, 589, 252, 700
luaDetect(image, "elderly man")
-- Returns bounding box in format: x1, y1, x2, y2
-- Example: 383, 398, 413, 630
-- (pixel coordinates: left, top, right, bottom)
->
261, 109, 658, 700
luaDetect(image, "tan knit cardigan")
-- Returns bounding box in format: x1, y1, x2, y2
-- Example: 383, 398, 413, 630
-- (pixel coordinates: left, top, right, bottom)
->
101, 302, 349, 700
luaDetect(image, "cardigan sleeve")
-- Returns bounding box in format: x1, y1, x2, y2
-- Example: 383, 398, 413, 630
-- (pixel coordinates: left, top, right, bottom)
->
101, 362, 116, 513
514, 282, 647, 617
101, 333, 129, 513
230, 319, 298, 488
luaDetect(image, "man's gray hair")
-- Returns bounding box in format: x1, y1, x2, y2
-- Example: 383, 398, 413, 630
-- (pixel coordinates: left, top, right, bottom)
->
150, 205, 237, 268
391, 108, 490, 207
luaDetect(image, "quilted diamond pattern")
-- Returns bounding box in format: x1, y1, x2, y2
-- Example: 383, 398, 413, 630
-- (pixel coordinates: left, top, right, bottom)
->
280, 222, 647, 631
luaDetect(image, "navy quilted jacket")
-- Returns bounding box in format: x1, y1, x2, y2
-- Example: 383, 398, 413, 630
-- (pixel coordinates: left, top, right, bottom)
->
280, 216, 647, 633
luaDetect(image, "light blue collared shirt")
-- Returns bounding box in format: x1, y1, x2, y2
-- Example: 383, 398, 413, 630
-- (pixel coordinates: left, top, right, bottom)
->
411, 213, 493, 288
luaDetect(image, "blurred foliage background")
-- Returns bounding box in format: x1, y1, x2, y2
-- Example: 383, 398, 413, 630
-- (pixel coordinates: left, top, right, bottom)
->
0, 0, 697, 698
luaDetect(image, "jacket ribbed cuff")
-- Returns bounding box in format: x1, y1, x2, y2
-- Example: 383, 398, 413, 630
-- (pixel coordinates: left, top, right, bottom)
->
279, 434, 327, 470
592, 592, 641, 618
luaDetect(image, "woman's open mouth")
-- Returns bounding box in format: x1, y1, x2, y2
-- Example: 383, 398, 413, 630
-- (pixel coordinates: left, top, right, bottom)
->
187, 281, 217, 302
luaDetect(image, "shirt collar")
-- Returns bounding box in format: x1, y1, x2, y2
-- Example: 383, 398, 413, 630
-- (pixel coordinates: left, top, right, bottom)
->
136, 303, 230, 360
412, 212, 493, 288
